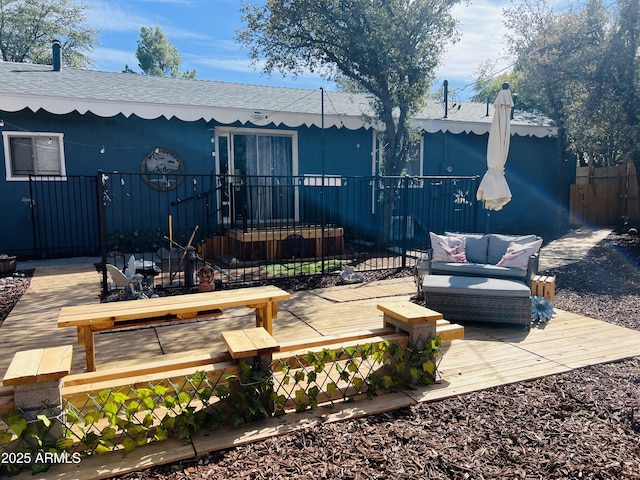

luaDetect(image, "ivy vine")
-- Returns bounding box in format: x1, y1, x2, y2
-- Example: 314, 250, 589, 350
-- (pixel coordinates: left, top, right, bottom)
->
1, 335, 441, 475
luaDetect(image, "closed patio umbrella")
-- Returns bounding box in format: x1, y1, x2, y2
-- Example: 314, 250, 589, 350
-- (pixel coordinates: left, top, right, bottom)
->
477, 83, 514, 212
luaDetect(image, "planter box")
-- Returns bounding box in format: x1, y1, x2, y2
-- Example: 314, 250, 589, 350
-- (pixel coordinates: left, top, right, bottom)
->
0, 255, 17, 275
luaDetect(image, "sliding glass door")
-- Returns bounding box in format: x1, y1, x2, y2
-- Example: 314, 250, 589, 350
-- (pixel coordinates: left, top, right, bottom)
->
217, 129, 297, 226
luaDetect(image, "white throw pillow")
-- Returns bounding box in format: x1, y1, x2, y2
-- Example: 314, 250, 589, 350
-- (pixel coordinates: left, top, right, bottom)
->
430, 232, 467, 263
496, 239, 543, 270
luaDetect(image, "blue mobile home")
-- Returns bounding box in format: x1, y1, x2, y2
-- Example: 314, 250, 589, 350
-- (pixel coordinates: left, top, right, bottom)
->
0, 55, 564, 259
415, 104, 571, 235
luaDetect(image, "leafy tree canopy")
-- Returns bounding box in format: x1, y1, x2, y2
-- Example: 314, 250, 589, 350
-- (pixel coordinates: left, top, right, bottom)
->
135, 26, 196, 79
0, 0, 98, 67
470, 60, 522, 106
503, 0, 639, 173
237, 0, 461, 176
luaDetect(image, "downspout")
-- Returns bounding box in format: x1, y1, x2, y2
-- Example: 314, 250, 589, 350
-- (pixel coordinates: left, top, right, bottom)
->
320, 88, 326, 272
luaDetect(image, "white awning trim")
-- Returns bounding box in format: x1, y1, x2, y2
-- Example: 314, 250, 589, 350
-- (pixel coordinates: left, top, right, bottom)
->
1, 94, 556, 137
415, 119, 558, 138
0, 94, 369, 130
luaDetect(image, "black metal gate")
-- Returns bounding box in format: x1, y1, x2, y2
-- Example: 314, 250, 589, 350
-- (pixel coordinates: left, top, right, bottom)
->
29, 175, 100, 258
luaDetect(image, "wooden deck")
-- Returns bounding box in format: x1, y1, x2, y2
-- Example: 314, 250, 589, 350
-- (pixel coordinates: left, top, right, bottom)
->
3, 264, 640, 380
4, 261, 640, 479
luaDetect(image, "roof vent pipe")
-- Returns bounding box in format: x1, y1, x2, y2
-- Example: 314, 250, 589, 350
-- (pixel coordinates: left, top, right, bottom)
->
443, 80, 448, 119
52, 39, 62, 71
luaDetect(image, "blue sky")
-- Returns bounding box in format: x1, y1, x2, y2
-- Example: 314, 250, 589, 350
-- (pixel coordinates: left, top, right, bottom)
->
83, 0, 567, 99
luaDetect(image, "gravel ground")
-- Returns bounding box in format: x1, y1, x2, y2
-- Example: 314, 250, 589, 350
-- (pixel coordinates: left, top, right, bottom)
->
0, 270, 32, 327
2, 232, 639, 479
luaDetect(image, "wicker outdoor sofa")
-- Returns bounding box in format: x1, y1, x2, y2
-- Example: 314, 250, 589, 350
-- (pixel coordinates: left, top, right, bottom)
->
419, 232, 543, 329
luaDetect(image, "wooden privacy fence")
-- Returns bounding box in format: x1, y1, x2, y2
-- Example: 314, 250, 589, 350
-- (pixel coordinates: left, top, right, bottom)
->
570, 162, 639, 225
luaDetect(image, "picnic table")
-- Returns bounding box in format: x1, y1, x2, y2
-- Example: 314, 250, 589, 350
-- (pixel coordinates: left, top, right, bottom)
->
58, 285, 290, 371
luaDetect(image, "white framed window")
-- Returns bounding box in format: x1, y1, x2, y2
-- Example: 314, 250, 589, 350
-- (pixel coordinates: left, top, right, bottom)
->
372, 132, 423, 177
3, 132, 66, 181
405, 137, 424, 177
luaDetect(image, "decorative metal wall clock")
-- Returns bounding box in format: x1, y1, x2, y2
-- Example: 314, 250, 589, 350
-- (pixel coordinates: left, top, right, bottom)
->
141, 147, 185, 191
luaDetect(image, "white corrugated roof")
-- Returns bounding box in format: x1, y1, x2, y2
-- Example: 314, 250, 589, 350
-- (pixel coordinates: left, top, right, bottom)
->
0, 61, 556, 137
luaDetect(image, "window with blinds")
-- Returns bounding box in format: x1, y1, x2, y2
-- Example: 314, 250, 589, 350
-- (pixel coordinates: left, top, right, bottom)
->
3, 133, 66, 180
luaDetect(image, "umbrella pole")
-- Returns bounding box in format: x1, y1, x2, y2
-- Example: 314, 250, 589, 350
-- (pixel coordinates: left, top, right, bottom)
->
485, 210, 491, 234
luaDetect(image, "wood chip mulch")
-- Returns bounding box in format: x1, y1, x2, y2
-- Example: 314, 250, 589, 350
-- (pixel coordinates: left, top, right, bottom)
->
0, 270, 32, 327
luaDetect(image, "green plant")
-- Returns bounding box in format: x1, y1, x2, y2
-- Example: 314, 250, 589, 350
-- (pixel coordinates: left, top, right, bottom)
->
365, 336, 441, 393
261, 259, 342, 277
0, 370, 227, 476
69, 371, 227, 454
222, 361, 274, 426
272, 337, 441, 414
0, 408, 72, 476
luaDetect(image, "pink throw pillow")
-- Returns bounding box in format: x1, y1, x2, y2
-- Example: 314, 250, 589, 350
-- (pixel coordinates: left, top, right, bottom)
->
497, 239, 543, 270
430, 232, 467, 263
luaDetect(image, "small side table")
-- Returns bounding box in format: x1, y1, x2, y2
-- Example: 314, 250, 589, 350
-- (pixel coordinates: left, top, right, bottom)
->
532, 275, 556, 302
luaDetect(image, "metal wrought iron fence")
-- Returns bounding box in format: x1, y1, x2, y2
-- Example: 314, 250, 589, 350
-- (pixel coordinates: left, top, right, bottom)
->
96, 173, 478, 293
20, 172, 478, 290
28, 175, 100, 258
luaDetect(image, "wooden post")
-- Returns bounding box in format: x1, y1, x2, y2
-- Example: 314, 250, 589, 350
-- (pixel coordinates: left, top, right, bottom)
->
252, 302, 275, 335
83, 327, 96, 372
221, 328, 280, 419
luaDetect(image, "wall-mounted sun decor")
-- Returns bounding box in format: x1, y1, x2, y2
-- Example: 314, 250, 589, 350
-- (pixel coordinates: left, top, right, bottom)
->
141, 147, 185, 191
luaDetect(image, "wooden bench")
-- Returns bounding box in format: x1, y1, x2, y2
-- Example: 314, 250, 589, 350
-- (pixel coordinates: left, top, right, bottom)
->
3, 345, 73, 387
377, 301, 464, 343
221, 327, 280, 360
58, 285, 290, 372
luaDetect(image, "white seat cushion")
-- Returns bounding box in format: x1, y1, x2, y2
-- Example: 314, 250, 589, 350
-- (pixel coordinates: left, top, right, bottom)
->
423, 275, 531, 298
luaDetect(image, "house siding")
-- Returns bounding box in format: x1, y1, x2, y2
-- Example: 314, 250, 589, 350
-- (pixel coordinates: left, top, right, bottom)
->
422, 131, 569, 237
0, 110, 376, 256
0, 110, 217, 255
298, 126, 372, 176
0, 94, 565, 258
1, 110, 215, 175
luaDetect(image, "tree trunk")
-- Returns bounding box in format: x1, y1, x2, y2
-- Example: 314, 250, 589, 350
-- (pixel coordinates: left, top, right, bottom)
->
376, 102, 414, 246
376, 101, 399, 246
